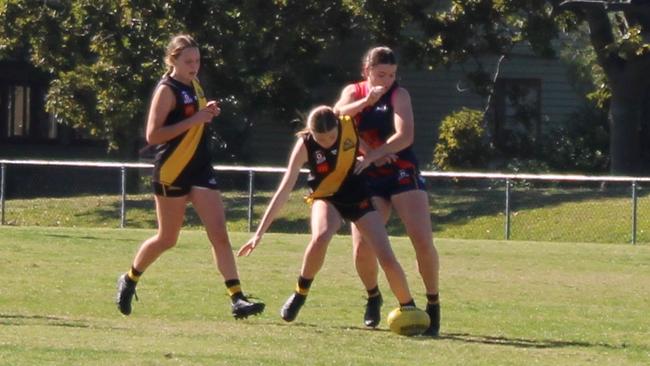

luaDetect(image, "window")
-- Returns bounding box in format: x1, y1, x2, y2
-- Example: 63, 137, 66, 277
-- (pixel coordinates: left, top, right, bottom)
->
494, 78, 542, 156
1, 82, 57, 140
6, 84, 31, 137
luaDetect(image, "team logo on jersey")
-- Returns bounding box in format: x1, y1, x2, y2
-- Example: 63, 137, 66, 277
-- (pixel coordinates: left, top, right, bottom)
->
181, 91, 194, 104
398, 169, 412, 185
315, 151, 326, 164
184, 104, 196, 116
331, 149, 338, 155
375, 104, 388, 112
343, 138, 355, 151
317, 162, 330, 174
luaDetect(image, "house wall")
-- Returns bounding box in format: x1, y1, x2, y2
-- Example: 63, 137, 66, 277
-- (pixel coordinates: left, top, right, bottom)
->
245, 43, 585, 168
400, 48, 584, 168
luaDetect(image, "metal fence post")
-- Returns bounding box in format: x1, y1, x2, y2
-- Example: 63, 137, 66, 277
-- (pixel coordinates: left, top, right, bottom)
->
505, 178, 511, 240
247, 170, 255, 232
1, 163, 6, 225
632, 181, 638, 245
120, 166, 126, 229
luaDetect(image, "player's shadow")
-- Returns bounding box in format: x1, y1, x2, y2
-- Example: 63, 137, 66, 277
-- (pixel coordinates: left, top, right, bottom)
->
440, 332, 624, 350
42, 233, 134, 242
0, 313, 90, 329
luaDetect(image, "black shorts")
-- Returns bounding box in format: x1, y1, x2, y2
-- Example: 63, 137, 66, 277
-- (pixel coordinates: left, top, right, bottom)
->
320, 197, 375, 222
152, 164, 219, 197
367, 166, 427, 200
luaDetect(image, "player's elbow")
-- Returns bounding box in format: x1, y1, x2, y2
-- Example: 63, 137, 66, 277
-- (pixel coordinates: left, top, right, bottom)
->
146, 132, 162, 145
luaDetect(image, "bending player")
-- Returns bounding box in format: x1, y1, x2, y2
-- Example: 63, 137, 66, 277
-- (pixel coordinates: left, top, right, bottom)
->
237, 105, 421, 323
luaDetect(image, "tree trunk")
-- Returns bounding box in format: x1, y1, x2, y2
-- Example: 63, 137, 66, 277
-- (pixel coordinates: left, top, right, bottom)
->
609, 91, 643, 175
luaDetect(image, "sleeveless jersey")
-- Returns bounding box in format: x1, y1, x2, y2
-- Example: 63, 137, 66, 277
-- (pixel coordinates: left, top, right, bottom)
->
152, 76, 211, 186
304, 115, 365, 203
352, 81, 420, 177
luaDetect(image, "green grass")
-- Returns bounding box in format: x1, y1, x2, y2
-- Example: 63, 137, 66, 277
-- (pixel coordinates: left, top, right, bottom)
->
3, 185, 650, 243
1, 226, 649, 365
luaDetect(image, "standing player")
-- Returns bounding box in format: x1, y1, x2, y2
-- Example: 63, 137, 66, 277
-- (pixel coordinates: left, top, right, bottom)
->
334, 46, 441, 336
115, 34, 264, 319
237, 106, 423, 324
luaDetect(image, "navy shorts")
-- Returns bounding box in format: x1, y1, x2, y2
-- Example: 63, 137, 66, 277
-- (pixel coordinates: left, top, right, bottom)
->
367, 166, 427, 200
152, 164, 218, 197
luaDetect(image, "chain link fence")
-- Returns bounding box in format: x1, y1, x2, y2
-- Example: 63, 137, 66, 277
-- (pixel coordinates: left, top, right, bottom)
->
1, 160, 649, 244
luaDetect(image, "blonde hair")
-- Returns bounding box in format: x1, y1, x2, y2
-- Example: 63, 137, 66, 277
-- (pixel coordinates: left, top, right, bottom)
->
296, 106, 338, 137
163, 34, 199, 76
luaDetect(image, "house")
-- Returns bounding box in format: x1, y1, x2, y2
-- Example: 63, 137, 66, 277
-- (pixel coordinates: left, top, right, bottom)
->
245, 43, 585, 169
1, 44, 585, 170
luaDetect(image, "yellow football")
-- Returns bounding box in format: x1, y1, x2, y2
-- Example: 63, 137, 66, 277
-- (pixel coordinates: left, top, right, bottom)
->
387, 306, 430, 336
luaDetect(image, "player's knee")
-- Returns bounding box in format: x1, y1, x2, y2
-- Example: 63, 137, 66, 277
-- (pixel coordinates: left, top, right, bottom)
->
153, 234, 179, 250
157, 239, 177, 251
310, 233, 333, 249
377, 255, 401, 273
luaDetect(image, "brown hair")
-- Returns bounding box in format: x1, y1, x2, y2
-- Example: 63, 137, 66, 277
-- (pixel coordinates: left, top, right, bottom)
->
297, 106, 338, 136
362, 46, 397, 77
163, 34, 199, 76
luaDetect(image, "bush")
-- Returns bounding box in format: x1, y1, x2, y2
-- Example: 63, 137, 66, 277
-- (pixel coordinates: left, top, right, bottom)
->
433, 108, 492, 170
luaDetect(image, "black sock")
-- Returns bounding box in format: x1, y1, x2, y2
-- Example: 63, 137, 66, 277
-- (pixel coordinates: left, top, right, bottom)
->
295, 276, 313, 296
127, 266, 142, 283
367, 286, 380, 298
225, 279, 246, 301
399, 299, 416, 307
427, 293, 440, 305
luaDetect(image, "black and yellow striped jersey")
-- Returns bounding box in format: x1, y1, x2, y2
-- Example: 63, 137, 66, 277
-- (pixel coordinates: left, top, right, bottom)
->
152, 76, 211, 186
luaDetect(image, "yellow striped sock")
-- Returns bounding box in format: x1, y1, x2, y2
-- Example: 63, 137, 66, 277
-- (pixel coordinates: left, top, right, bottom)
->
227, 285, 242, 297
295, 284, 309, 296
127, 268, 141, 282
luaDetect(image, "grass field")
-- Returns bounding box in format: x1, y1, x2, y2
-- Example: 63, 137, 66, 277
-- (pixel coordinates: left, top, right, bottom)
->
1, 226, 649, 365
4, 184, 650, 244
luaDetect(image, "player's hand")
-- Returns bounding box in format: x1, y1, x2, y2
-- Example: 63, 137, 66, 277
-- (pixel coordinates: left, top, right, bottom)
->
205, 100, 221, 118
364, 86, 385, 106
374, 153, 398, 167
354, 155, 372, 175
237, 235, 262, 257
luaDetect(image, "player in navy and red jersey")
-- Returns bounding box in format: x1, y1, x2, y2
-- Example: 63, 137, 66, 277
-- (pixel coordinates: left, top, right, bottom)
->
334, 46, 441, 336
115, 34, 264, 319
237, 106, 422, 324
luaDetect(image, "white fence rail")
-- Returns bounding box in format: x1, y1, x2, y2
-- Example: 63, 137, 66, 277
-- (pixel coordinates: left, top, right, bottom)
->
2, 159, 650, 244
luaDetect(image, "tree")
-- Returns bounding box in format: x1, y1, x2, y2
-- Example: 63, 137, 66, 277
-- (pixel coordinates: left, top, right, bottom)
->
0, 0, 358, 160
406, 0, 650, 175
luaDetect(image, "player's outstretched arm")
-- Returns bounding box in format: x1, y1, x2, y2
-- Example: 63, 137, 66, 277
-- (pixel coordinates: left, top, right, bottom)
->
237, 139, 307, 256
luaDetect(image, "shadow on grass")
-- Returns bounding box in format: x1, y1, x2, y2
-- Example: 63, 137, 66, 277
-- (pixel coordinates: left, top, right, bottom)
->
0, 313, 90, 328
440, 332, 626, 350
13, 180, 647, 239
41, 233, 135, 242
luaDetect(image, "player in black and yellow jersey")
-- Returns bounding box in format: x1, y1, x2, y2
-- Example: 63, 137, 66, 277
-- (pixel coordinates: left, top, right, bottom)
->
335, 46, 440, 335
115, 34, 264, 319
237, 105, 423, 323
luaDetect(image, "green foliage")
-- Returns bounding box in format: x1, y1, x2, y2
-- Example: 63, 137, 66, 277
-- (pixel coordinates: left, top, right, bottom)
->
0, 1, 368, 159
541, 103, 609, 173
433, 108, 491, 170
0, 1, 436, 160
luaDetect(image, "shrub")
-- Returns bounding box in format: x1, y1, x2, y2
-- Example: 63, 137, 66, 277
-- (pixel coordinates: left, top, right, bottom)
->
433, 108, 491, 170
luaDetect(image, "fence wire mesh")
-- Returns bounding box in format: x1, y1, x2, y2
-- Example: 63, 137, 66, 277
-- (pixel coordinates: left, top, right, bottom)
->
1, 160, 648, 244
